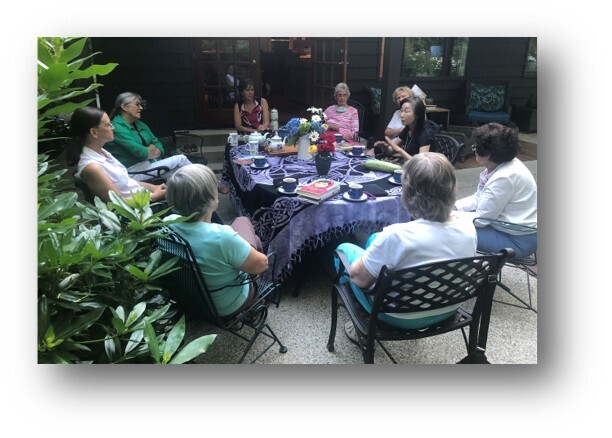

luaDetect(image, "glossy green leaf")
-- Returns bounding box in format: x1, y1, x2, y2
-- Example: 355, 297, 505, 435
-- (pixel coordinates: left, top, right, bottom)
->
55, 306, 105, 340
125, 330, 144, 354
69, 63, 118, 80
58, 37, 87, 63
162, 315, 186, 362
126, 302, 147, 327
143, 320, 160, 364
169, 334, 217, 364
38, 62, 69, 92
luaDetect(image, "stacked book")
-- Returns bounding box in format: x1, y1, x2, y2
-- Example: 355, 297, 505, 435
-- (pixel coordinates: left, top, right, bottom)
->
296, 179, 341, 205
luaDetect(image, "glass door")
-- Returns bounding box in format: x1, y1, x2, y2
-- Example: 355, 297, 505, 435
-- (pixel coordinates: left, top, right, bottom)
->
193, 38, 260, 127
311, 38, 348, 108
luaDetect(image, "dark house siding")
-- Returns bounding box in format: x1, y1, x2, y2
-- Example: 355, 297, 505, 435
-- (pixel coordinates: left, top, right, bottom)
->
91, 37, 197, 137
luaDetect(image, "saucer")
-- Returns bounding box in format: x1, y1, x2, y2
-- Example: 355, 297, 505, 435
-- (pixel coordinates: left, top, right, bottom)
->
250, 163, 271, 170
278, 186, 298, 195
347, 152, 367, 158
388, 176, 402, 185
343, 192, 367, 202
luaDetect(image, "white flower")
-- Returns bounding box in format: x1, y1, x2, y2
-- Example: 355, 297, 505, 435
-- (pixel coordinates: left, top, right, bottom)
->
309, 132, 319, 142
307, 107, 320, 114
311, 114, 321, 123
299, 118, 308, 124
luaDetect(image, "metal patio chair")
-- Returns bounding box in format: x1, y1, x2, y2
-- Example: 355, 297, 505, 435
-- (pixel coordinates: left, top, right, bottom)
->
328, 248, 513, 364
156, 228, 287, 363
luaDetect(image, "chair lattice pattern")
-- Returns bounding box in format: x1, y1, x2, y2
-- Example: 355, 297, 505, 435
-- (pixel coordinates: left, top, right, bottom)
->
377, 259, 490, 314
434, 134, 465, 165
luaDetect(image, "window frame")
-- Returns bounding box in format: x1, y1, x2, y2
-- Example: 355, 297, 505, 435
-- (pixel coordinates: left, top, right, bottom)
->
400, 37, 469, 79
523, 37, 537, 77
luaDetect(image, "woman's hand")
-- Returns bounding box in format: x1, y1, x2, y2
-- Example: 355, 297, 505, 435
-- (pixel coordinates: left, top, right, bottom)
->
147, 145, 162, 159
151, 183, 167, 201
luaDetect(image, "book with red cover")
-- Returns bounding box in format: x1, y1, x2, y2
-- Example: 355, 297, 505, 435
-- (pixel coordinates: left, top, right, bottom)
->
296, 179, 341, 202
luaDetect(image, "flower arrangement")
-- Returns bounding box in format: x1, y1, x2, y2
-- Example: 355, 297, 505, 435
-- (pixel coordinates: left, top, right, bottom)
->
283, 107, 328, 144
308, 132, 336, 156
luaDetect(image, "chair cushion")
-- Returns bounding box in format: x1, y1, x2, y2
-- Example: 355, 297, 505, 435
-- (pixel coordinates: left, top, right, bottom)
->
367, 87, 382, 114
468, 83, 507, 112
467, 110, 511, 124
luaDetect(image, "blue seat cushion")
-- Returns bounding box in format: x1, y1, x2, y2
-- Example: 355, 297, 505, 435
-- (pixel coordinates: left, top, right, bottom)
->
467, 110, 511, 124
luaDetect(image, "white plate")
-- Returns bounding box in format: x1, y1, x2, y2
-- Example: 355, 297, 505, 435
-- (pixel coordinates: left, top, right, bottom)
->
343, 192, 367, 202
278, 186, 299, 195
250, 163, 271, 170
388, 176, 402, 185
347, 152, 367, 158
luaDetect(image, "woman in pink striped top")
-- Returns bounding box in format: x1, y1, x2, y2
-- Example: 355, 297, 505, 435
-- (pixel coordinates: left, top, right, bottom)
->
324, 83, 359, 141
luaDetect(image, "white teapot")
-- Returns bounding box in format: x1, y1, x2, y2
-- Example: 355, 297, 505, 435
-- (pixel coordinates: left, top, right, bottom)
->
268, 133, 286, 149
248, 131, 269, 146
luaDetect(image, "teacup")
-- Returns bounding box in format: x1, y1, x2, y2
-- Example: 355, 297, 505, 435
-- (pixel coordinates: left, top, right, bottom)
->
253, 156, 267, 167
352, 145, 364, 156
393, 169, 402, 183
282, 177, 297, 192
227, 132, 239, 146
334, 134, 343, 144
348, 183, 364, 199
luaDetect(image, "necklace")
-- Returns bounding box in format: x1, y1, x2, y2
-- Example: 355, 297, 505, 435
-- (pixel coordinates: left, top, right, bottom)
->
335, 105, 347, 113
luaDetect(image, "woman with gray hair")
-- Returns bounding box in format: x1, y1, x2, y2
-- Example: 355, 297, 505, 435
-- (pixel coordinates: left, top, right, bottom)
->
105, 92, 192, 181
334, 153, 477, 342
165, 164, 268, 317
323, 82, 359, 141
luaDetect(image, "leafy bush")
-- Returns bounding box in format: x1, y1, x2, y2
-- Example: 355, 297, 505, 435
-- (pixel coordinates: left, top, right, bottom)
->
37, 37, 216, 363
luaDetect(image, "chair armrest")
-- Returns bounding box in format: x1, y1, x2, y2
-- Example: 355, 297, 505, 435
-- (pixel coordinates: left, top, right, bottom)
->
128, 166, 171, 179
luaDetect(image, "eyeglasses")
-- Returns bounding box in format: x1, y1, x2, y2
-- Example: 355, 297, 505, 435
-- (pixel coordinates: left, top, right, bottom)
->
129, 100, 147, 109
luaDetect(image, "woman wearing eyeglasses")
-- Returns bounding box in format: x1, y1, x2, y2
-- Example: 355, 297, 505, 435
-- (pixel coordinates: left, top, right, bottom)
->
67, 106, 167, 203
455, 123, 537, 259
105, 92, 191, 181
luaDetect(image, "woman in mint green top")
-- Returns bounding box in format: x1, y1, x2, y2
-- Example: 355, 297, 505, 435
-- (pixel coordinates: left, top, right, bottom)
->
105, 92, 191, 179
166, 164, 268, 317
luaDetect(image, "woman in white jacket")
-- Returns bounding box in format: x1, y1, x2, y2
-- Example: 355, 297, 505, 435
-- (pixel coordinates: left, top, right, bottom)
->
455, 123, 537, 259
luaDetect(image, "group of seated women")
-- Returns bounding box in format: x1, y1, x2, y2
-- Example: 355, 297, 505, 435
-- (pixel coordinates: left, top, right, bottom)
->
68, 82, 536, 346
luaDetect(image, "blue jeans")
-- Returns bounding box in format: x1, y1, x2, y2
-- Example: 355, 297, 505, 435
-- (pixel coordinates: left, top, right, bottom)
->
334, 233, 456, 329
477, 226, 537, 260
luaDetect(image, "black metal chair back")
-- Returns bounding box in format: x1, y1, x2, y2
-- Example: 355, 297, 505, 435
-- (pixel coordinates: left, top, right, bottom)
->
434, 133, 465, 165
155, 228, 287, 363
328, 249, 513, 364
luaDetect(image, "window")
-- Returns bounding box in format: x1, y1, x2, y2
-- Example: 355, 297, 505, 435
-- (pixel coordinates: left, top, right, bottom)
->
401, 38, 469, 78
524, 37, 537, 76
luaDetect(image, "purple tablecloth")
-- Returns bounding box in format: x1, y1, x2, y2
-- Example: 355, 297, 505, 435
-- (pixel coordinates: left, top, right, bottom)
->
222, 144, 410, 283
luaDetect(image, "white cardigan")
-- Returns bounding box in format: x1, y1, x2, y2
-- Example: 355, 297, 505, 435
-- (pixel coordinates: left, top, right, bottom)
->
455, 158, 537, 235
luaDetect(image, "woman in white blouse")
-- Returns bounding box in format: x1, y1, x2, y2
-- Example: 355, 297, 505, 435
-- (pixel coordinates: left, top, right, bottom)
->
455, 123, 537, 259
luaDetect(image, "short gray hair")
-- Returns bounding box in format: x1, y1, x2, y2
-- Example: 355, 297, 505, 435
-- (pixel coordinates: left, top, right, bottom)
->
401, 153, 456, 222
334, 82, 350, 98
110, 92, 142, 118
166, 164, 218, 220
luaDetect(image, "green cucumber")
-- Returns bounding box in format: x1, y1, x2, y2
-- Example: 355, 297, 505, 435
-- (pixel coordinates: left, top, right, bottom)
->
364, 160, 402, 173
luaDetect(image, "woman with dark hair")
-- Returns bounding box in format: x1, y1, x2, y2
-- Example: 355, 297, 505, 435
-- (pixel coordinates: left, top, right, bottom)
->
455, 123, 537, 259
334, 153, 477, 342
372, 96, 433, 161
68, 106, 167, 203
233, 79, 270, 133
105, 92, 191, 181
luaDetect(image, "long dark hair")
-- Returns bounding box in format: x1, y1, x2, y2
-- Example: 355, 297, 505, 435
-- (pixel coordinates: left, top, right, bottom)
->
66, 106, 105, 167
399, 96, 426, 132
237, 78, 256, 104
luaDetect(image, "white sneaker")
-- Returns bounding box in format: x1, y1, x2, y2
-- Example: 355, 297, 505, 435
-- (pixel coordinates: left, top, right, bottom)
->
344, 321, 359, 345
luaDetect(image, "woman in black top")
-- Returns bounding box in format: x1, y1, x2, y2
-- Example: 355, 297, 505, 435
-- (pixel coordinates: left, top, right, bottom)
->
373, 96, 434, 162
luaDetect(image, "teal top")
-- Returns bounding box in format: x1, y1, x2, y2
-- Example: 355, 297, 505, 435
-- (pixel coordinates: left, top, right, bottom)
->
105, 115, 165, 168
166, 215, 252, 317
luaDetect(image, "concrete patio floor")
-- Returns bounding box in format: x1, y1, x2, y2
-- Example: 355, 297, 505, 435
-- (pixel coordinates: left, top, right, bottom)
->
184, 140, 538, 364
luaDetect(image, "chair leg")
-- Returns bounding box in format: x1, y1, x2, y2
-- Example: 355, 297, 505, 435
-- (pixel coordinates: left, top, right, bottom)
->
327, 287, 339, 352
493, 266, 537, 313
237, 306, 268, 364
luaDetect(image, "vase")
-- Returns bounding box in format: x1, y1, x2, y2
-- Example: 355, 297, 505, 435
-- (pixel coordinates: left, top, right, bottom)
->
297, 134, 311, 160
315, 153, 332, 177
